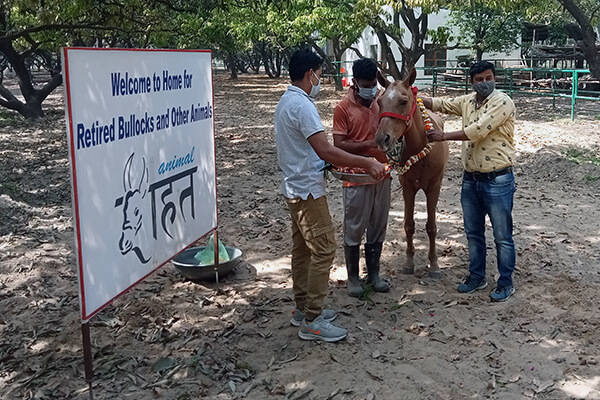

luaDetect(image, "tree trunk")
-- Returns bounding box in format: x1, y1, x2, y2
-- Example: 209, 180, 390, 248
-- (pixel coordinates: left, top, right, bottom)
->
398, 7, 427, 78
584, 52, 600, 80
401, 52, 422, 78
557, 0, 600, 79
246, 51, 260, 74
18, 98, 44, 118
476, 49, 484, 61
235, 58, 248, 73
330, 39, 344, 91
0, 39, 62, 119
308, 39, 338, 86
274, 50, 282, 78
259, 42, 275, 78
226, 52, 238, 79
374, 28, 402, 80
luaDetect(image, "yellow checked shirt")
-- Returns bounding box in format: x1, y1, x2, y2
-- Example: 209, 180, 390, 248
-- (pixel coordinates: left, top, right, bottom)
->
432, 90, 516, 173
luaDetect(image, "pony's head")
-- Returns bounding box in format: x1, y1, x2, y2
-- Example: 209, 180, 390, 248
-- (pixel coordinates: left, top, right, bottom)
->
375, 68, 418, 153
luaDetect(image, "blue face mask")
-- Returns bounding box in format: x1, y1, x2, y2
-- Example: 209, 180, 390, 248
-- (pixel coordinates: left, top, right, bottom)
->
356, 83, 378, 100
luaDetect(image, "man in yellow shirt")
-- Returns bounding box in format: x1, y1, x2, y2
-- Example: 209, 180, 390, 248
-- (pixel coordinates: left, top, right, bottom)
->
422, 60, 517, 302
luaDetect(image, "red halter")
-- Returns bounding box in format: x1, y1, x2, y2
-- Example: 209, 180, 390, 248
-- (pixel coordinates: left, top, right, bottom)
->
379, 86, 419, 128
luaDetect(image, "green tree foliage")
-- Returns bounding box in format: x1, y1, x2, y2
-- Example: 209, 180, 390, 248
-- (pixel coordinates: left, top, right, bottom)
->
297, 1, 367, 90
447, 0, 524, 61
353, 0, 445, 79
0, 0, 182, 118
525, 0, 600, 78
556, 0, 600, 78
2, 0, 598, 118
442, 0, 599, 77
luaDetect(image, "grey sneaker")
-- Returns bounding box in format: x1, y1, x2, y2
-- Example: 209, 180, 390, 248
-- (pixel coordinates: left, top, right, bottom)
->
298, 315, 347, 342
490, 285, 516, 302
457, 275, 488, 293
290, 308, 337, 327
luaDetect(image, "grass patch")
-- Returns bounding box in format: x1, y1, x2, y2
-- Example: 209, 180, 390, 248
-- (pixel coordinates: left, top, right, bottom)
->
584, 175, 599, 184
359, 284, 375, 303
563, 147, 600, 167
0, 182, 20, 195
0, 110, 23, 127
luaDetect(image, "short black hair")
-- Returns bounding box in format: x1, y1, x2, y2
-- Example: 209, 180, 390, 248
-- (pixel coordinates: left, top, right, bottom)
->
289, 49, 323, 82
352, 58, 377, 81
469, 60, 495, 79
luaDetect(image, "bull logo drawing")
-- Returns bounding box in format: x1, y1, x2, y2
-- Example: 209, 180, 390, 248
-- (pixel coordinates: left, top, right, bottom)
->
114, 153, 151, 264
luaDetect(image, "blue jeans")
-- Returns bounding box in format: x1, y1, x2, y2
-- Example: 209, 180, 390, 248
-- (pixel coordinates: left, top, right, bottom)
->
461, 172, 516, 287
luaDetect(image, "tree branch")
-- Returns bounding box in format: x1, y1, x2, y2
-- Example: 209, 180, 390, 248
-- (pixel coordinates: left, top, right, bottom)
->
0, 82, 19, 104
591, 5, 600, 22
37, 73, 63, 100
150, 0, 197, 13
557, 0, 591, 30
0, 23, 133, 42
348, 46, 365, 59
0, 97, 14, 108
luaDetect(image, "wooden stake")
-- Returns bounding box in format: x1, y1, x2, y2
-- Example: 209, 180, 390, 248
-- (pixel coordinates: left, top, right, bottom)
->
213, 230, 220, 290
81, 322, 94, 400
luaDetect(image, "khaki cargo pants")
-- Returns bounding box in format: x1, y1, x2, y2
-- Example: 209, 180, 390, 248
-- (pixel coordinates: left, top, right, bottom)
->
286, 195, 336, 321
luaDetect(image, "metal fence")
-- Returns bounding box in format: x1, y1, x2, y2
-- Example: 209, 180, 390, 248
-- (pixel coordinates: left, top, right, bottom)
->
429, 66, 599, 120
323, 62, 599, 121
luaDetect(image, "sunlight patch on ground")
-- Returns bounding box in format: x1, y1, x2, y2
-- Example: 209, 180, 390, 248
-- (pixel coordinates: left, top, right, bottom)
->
389, 210, 403, 218
445, 233, 465, 241
29, 340, 49, 352
246, 255, 290, 275
585, 235, 600, 244
435, 213, 462, 224
285, 381, 309, 392
521, 224, 545, 231
560, 376, 600, 398
390, 209, 463, 224
538, 337, 578, 349
257, 104, 278, 110
222, 123, 272, 129
405, 288, 427, 296
330, 265, 351, 281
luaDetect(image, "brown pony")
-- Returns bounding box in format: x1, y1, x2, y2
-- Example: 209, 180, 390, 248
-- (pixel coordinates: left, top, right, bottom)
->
375, 68, 449, 278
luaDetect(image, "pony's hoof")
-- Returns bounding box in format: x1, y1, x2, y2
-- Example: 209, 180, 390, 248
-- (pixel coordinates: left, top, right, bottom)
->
402, 266, 415, 275
428, 269, 442, 279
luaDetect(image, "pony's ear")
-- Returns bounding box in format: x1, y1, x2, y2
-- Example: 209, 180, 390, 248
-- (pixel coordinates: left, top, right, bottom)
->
404, 68, 417, 87
377, 70, 390, 88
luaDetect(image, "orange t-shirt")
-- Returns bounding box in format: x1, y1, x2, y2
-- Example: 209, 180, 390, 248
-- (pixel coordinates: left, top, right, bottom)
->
333, 88, 389, 187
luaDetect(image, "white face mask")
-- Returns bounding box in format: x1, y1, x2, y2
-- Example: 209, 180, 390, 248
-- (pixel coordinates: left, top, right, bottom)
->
309, 71, 321, 99
356, 83, 378, 100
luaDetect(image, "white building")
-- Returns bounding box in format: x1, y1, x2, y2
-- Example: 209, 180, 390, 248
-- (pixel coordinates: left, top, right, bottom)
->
338, 8, 523, 85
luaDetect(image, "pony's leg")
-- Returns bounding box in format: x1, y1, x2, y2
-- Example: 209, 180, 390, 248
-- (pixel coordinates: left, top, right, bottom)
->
402, 185, 416, 274
425, 185, 442, 279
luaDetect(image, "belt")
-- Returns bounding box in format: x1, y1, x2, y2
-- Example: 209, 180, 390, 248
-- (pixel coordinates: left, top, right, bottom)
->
464, 166, 512, 181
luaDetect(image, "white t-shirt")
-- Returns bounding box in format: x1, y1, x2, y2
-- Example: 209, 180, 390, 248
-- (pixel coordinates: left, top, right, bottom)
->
274, 85, 326, 200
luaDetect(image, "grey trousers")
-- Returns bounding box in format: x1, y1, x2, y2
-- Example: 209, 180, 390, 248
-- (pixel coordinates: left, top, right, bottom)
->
342, 177, 391, 246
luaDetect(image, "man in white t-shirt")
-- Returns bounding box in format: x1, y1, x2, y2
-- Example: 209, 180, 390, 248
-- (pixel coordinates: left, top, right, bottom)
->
274, 49, 385, 342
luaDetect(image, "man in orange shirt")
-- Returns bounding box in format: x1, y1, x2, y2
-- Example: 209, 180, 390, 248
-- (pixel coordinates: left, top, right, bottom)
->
333, 58, 392, 297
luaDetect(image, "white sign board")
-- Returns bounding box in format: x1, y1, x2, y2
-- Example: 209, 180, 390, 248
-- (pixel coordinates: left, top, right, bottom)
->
62, 48, 217, 321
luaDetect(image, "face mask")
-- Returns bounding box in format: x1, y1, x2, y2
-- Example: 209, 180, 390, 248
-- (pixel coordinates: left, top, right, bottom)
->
309, 71, 321, 99
356, 84, 378, 100
472, 80, 495, 98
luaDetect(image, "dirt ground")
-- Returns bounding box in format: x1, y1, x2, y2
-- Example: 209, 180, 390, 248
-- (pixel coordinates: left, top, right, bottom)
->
1, 70, 600, 400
